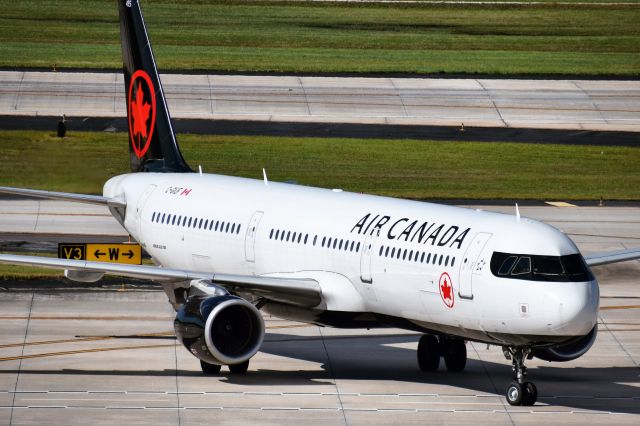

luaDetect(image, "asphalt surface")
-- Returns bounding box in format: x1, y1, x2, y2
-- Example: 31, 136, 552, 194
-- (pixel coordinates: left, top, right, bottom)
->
2, 72, 639, 134
0, 202, 638, 424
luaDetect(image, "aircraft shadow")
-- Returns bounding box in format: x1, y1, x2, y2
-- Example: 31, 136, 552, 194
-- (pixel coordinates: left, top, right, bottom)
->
1, 332, 638, 414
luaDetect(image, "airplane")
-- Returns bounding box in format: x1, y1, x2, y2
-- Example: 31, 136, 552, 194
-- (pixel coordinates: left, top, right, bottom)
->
0, 0, 639, 407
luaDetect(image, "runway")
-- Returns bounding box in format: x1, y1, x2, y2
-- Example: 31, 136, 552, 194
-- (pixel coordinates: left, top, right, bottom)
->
1, 71, 639, 132
0, 201, 638, 424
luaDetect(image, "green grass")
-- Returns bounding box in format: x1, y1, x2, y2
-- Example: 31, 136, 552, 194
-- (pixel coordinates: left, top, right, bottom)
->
0, 0, 638, 76
0, 130, 638, 200
0, 253, 61, 279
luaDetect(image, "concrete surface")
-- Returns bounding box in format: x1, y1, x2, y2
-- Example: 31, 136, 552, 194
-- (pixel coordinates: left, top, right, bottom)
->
0, 201, 638, 424
1, 71, 639, 132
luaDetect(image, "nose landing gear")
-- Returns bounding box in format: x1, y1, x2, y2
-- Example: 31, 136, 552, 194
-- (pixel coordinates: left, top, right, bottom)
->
503, 346, 537, 406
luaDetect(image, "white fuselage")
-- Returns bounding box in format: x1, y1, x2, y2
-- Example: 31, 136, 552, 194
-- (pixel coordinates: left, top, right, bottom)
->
104, 172, 599, 346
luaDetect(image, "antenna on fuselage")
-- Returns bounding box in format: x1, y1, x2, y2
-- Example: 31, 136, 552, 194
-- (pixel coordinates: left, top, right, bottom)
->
515, 203, 521, 223
262, 168, 269, 186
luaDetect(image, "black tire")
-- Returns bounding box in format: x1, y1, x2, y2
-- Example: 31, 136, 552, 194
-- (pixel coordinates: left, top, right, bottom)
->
200, 360, 222, 375
228, 360, 250, 374
443, 339, 467, 372
521, 382, 537, 406
417, 335, 440, 372
506, 382, 523, 406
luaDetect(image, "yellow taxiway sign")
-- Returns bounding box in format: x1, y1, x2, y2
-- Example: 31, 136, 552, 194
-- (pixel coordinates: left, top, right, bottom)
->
58, 243, 142, 265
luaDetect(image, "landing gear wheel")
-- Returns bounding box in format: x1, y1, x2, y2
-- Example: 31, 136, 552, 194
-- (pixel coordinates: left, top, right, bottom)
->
506, 382, 523, 406
417, 335, 440, 371
521, 382, 537, 406
200, 360, 222, 375
503, 346, 537, 406
443, 339, 467, 372
228, 360, 250, 374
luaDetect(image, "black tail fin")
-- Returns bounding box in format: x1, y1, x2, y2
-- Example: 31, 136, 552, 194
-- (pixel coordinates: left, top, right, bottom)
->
118, 0, 191, 173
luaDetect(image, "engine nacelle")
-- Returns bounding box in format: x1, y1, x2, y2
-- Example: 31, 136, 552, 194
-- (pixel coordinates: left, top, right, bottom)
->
533, 325, 597, 362
174, 294, 265, 365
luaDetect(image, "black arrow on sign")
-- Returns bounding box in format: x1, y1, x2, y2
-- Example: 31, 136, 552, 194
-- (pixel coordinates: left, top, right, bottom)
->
94, 250, 105, 259
122, 250, 134, 259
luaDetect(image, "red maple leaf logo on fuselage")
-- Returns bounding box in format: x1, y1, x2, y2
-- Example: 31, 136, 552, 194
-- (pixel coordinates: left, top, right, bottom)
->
439, 272, 454, 308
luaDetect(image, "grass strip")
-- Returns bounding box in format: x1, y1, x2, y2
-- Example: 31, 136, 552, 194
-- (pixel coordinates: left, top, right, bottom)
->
0, 0, 638, 76
0, 130, 638, 200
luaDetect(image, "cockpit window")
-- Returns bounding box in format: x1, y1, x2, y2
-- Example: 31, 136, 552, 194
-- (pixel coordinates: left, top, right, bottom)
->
498, 256, 518, 275
491, 252, 593, 282
511, 256, 531, 276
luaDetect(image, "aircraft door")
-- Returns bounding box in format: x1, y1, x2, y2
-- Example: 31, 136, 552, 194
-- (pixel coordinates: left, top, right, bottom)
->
359, 230, 379, 284
135, 184, 157, 236
244, 211, 264, 263
458, 232, 492, 299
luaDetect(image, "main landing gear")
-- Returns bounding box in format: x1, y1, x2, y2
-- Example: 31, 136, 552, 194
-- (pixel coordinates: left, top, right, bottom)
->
417, 334, 467, 372
200, 359, 250, 375
503, 347, 537, 406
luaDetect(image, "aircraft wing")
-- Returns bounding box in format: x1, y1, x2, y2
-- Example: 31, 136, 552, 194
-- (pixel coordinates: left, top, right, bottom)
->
0, 254, 321, 308
0, 186, 126, 208
584, 247, 640, 267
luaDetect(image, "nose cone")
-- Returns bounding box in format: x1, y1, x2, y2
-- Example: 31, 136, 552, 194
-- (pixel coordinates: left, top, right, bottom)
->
546, 279, 599, 336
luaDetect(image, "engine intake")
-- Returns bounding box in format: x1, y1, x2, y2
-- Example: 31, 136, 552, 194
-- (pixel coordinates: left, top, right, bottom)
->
174, 294, 265, 365
533, 325, 597, 362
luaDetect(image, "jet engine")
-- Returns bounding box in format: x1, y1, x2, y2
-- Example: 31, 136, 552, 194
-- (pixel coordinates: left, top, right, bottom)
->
532, 325, 597, 362
174, 294, 265, 366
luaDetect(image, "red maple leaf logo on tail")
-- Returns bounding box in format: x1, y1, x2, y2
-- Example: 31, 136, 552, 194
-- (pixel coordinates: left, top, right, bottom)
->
127, 70, 156, 159
131, 85, 151, 139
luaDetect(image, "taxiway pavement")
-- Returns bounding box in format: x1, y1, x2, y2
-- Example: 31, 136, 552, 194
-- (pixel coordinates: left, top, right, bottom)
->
0, 201, 638, 425
1, 71, 639, 132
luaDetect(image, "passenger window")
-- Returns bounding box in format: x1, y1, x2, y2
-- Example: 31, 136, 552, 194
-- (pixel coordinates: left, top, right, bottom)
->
385, 246, 390, 257
304, 234, 309, 244
151, 212, 156, 222
439, 255, 443, 266
313, 235, 317, 246
511, 257, 532, 275
339, 239, 343, 250
379, 246, 384, 256
445, 255, 449, 266
237, 224, 241, 234
333, 239, 338, 249
298, 233, 302, 243
269, 229, 274, 239
198, 218, 203, 229
356, 242, 360, 252
322, 237, 326, 247
420, 252, 425, 262
188, 217, 192, 227
396, 249, 401, 260
292, 232, 297, 242
409, 250, 413, 261
204, 219, 209, 229
451, 257, 455, 267
426, 253, 431, 263
225, 223, 230, 233
172, 216, 177, 225
498, 256, 518, 275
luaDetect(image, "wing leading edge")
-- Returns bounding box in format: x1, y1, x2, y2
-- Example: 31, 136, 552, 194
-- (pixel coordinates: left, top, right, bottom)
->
0, 186, 125, 208
0, 254, 321, 308
584, 247, 640, 267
